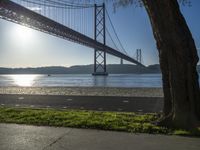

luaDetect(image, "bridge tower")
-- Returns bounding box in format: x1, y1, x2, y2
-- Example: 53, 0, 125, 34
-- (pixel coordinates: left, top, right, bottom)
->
92, 3, 108, 76
120, 58, 123, 65
136, 49, 142, 63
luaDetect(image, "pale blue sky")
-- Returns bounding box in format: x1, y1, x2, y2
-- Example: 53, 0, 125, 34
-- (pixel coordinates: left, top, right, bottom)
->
0, 0, 199, 68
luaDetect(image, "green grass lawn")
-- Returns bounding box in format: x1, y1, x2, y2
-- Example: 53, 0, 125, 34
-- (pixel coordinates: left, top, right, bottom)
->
0, 107, 199, 136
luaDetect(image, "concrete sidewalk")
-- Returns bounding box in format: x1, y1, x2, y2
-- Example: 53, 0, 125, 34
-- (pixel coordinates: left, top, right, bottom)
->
0, 124, 199, 150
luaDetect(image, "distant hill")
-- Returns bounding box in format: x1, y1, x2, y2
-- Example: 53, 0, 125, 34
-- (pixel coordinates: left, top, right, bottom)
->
0, 64, 199, 74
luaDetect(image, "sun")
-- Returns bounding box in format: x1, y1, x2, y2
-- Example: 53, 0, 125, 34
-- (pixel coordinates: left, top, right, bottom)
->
13, 25, 33, 42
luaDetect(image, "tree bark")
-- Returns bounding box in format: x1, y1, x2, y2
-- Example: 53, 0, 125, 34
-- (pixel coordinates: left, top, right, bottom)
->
142, 0, 200, 129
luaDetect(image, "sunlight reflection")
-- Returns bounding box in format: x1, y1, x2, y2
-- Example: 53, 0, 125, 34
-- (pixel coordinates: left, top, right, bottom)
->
11, 75, 38, 87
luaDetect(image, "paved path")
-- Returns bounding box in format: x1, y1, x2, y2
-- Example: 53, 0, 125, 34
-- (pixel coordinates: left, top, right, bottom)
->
0, 123, 199, 150
0, 94, 163, 112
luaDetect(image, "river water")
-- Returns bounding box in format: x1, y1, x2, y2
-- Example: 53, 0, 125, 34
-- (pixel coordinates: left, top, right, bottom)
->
0, 74, 199, 88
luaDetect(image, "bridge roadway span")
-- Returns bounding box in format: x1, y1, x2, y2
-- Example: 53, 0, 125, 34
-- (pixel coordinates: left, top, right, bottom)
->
0, 94, 163, 113
0, 0, 144, 67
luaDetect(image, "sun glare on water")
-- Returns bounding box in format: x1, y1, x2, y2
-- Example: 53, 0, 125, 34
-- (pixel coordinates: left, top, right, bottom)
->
11, 75, 38, 87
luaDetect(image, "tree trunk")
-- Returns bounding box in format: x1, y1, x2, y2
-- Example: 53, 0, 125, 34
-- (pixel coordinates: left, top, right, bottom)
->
142, 0, 200, 129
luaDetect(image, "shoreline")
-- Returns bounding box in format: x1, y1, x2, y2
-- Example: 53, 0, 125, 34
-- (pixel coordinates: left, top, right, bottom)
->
0, 86, 163, 97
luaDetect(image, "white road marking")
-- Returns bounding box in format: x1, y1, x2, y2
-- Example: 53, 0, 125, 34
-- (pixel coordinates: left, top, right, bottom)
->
46, 106, 50, 108
123, 100, 129, 103
1, 104, 5, 106
30, 105, 35, 108
138, 109, 143, 112
18, 97, 24, 100
15, 104, 20, 107
98, 108, 103, 110
117, 108, 123, 111
67, 98, 72, 101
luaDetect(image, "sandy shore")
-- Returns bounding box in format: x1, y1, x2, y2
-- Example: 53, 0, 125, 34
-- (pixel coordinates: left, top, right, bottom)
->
0, 87, 163, 97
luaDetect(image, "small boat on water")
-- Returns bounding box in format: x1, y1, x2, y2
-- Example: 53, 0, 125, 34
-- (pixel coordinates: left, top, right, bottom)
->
47, 74, 51, 77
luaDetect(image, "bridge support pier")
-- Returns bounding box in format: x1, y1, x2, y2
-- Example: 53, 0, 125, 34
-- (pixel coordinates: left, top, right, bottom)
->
92, 3, 108, 76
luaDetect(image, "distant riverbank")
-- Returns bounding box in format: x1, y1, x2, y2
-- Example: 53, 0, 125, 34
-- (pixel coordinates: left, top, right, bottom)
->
0, 64, 199, 74
0, 64, 161, 74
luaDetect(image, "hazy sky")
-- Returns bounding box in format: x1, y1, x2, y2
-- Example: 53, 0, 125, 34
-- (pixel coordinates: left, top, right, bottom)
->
0, 0, 200, 68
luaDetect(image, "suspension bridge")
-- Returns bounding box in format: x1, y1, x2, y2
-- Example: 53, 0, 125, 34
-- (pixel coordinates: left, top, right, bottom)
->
0, 0, 145, 75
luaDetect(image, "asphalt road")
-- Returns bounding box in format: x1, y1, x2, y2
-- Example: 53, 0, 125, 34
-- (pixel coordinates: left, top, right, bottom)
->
0, 94, 163, 112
